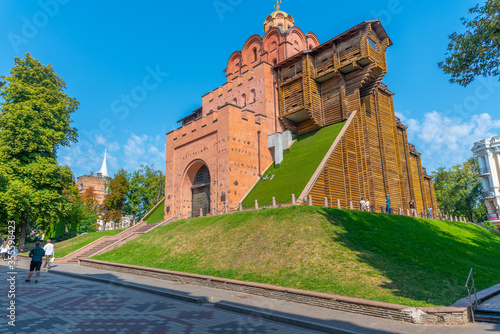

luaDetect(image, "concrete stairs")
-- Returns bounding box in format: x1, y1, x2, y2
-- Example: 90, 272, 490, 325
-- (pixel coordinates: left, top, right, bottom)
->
58, 219, 173, 264
474, 308, 500, 323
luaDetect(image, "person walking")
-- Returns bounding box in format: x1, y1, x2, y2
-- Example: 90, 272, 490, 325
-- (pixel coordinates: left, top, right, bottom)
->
409, 199, 417, 217
10, 246, 18, 261
1, 241, 10, 261
427, 206, 433, 219
43, 239, 54, 269
366, 199, 370, 213
360, 197, 366, 211
385, 194, 391, 214
26, 241, 45, 284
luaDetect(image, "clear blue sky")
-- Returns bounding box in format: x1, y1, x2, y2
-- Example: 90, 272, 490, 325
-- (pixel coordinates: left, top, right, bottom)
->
1, 0, 499, 178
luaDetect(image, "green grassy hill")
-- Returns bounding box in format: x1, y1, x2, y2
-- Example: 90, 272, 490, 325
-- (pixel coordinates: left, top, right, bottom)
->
92, 206, 500, 307
143, 198, 165, 224
242, 122, 345, 207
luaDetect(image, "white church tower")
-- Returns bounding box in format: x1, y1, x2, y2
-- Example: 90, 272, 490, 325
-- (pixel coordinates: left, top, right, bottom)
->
98, 148, 110, 178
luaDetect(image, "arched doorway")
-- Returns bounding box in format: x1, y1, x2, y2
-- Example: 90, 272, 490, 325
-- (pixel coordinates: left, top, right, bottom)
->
191, 165, 210, 217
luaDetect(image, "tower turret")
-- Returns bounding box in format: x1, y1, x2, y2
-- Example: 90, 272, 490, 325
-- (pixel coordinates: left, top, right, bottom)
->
98, 148, 110, 178
264, 0, 295, 33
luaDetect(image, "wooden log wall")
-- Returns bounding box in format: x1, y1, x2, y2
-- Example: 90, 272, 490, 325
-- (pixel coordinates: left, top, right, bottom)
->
423, 176, 437, 215
396, 126, 412, 208
310, 84, 434, 213
320, 76, 343, 125
409, 154, 425, 212
275, 21, 436, 212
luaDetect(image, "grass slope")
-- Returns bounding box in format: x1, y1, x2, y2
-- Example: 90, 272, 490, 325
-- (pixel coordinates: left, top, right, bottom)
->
48, 229, 124, 258
93, 206, 500, 307
242, 122, 345, 207
144, 198, 165, 224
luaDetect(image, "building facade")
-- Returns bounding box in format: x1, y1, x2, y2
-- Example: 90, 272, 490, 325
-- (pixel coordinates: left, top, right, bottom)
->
164, 6, 436, 219
472, 136, 500, 223
76, 150, 110, 204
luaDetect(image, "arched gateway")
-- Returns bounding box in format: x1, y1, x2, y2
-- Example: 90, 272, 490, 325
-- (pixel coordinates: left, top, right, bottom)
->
191, 165, 210, 217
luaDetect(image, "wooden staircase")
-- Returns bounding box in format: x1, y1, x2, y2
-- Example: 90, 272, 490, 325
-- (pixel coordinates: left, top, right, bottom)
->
58, 219, 173, 264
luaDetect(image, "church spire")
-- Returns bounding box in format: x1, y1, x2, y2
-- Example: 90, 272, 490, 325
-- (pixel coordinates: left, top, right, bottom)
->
98, 148, 110, 177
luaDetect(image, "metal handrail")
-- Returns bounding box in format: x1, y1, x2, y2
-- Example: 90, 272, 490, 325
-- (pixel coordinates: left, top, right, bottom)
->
465, 268, 478, 322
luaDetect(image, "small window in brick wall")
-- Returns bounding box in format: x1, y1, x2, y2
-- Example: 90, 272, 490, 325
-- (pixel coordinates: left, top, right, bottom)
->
250, 89, 256, 103
166, 206, 170, 213
221, 192, 226, 202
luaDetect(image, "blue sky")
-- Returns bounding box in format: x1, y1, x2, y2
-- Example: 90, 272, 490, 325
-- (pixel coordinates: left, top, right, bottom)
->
1, 0, 499, 178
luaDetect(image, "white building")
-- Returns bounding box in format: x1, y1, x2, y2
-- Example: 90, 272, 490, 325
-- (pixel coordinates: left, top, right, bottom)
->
472, 135, 500, 224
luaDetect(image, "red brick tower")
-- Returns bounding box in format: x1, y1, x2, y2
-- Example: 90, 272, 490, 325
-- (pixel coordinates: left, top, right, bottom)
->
164, 7, 319, 218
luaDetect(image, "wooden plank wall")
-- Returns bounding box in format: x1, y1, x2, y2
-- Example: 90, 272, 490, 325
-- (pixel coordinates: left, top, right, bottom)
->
409, 154, 425, 213
320, 76, 343, 125
361, 95, 384, 207
309, 85, 433, 214
396, 127, 412, 208
275, 21, 437, 213
376, 89, 403, 210
423, 177, 437, 214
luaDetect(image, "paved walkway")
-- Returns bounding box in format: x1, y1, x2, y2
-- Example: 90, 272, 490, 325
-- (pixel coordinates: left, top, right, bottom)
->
2, 259, 499, 334
1, 264, 318, 334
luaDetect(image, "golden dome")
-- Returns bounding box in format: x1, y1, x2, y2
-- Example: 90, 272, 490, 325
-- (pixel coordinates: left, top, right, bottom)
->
263, 10, 295, 33
264, 10, 295, 24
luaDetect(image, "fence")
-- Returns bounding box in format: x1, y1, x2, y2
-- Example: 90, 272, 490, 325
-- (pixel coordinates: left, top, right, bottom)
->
173, 194, 468, 223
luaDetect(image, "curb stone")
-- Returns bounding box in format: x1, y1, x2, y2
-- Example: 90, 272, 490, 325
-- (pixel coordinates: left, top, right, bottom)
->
215, 301, 358, 334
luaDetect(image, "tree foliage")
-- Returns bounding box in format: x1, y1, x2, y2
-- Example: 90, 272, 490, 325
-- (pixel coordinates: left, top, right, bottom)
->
104, 170, 130, 225
81, 186, 101, 215
433, 156, 487, 222
124, 164, 164, 219
0, 53, 79, 249
438, 0, 500, 86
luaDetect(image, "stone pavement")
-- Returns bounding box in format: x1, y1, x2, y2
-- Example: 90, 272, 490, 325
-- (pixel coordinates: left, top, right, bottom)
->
2, 259, 499, 334
0, 264, 318, 334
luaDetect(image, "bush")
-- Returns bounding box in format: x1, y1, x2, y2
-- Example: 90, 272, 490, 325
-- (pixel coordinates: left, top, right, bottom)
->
482, 221, 498, 230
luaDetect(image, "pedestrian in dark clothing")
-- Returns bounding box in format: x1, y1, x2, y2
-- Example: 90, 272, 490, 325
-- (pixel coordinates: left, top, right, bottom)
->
409, 199, 417, 217
26, 241, 45, 284
385, 194, 391, 214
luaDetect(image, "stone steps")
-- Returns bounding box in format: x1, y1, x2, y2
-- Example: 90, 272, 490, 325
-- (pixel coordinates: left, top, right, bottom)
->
475, 308, 500, 323
60, 220, 171, 263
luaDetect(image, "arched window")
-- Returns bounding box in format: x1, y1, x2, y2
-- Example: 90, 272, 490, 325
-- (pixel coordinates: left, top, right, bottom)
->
252, 48, 257, 62
233, 98, 237, 105
241, 93, 246, 106
80, 183, 84, 191
250, 89, 256, 103
272, 59, 277, 66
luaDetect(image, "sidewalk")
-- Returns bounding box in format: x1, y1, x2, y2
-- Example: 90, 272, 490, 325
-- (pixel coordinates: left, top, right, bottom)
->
6, 258, 499, 334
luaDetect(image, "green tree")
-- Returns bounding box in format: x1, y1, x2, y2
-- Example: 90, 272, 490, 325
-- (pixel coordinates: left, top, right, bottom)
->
0, 53, 79, 249
438, 0, 500, 86
103, 169, 130, 228
124, 164, 164, 219
433, 157, 487, 222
